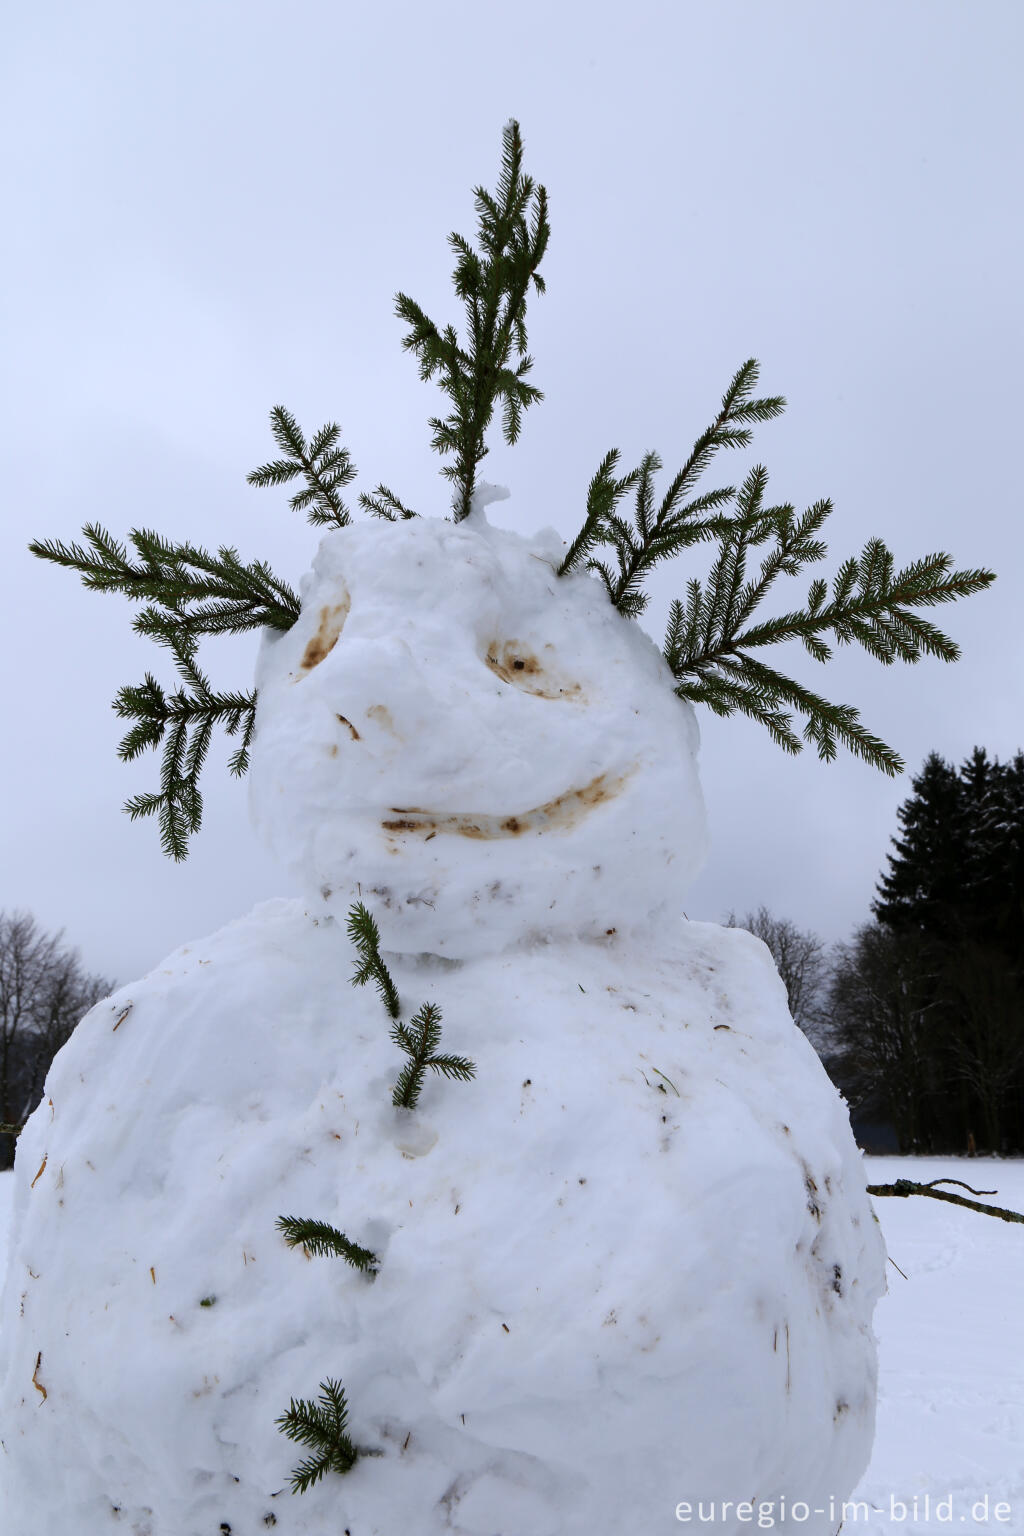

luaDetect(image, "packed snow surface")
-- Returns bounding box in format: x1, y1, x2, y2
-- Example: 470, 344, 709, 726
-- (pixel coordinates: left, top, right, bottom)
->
3, 1158, 1020, 1532
250, 510, 708, 957
0, 905, 882, 1534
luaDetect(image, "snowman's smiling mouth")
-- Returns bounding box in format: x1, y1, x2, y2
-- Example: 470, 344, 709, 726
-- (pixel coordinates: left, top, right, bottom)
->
381, 769, 632, 840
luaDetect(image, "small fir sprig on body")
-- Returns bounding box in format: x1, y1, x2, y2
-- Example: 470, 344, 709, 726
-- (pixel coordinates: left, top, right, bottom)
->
395, 117, 549, 522
346, 902, 401, 1020
562, 359, 995, 775
276, 1215, 379, 1274
390, 1001, 476, 1110
346, 901, 475, 1109
276, 1379, 359, 1494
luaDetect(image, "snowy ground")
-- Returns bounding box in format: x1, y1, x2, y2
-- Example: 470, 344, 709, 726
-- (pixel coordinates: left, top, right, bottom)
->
1, 1157, 1021, 1532
849, 1158, 1024, 1534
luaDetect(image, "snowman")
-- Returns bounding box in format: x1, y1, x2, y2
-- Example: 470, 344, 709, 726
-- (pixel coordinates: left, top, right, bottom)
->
6, 119, 992, 1536
0, 494, 887, 1536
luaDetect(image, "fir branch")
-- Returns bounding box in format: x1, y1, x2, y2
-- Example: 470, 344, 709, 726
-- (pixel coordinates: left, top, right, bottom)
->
346, 902, 401, 1020
247, 406, 357, 528
394, 119, 549, 521
564, 360, 783, 613
557, 450, 642, 577
276, 1215, 379, 1274
665, 485, 993, 774
113, 618, 259, 859
29, 525, 300, 632
391, 1001, 476, 1110
358, 484, 418, 521
30, 520, 300, 856
345, 901, 475, 1110
276, 1378, 359, 1494
564, 358, 994, 775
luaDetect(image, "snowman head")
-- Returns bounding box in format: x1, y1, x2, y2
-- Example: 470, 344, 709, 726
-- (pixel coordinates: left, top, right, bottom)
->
250, 506, 708, 957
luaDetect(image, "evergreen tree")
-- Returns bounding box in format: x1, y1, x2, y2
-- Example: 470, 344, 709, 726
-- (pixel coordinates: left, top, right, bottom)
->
861, 748, 1024, 1151
873, 752, 970, 939
29, 121, 995, 856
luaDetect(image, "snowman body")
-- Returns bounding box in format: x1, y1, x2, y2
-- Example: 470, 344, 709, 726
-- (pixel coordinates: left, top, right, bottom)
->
0, 513, 885, 1535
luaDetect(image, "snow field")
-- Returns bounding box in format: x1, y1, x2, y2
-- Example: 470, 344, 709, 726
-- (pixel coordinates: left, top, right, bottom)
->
849, 1157, 1024, 1534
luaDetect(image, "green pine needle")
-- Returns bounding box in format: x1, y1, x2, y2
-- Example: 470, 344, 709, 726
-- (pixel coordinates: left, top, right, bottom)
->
29, 523, 297, 857
276, 1378, 359, 1494
345, 902, 476, 1110
358, 484, 418, 521
346, 901, 401, 1020
394, 118, 549, 521
247, 406, 356, 528
390, 1000, 476, 1110
276, 1215, 378, 1274
563, 360, 995, 775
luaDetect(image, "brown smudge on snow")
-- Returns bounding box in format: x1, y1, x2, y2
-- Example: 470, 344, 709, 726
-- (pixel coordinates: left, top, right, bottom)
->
379, 768, 632, 841
366, 703, 397, 735
485, 639, 582, 699
297, 593, 350, 675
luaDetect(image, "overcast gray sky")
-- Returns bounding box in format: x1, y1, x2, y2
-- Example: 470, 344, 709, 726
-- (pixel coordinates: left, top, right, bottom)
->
2, 0, 1021, 986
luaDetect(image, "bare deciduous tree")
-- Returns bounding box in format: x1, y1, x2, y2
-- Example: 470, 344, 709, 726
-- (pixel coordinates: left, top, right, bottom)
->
726, 906, 832, 1047
0, 911, 113, 1167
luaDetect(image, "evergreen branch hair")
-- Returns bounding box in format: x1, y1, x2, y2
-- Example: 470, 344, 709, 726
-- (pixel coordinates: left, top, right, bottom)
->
394, 118, 549, 521
358, 484, 418, 521
276, 1378, 360, 1494
563, 360, 996, 774
29, 526, 294, 858
30, 122, 996, 864
247, 405, 356, 528
276, 1215, 379, 1274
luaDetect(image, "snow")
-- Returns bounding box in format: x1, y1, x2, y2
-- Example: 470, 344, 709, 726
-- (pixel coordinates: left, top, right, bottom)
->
0, 514, 884, 1533
250, 510, 708, 958
0, 1173, 12, 1279
850, 1158, 1024, 1533
2, 1157, 1021, 1530
3, 1159, 1022, 1531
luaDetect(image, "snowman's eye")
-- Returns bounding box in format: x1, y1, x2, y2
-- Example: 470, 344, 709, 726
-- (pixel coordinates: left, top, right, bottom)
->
296, 596, 350, 677
485, 641, 581, 700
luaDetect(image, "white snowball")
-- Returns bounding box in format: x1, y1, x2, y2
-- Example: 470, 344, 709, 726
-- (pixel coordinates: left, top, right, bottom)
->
0, 904, 884, 1535
249, 513, 709, 957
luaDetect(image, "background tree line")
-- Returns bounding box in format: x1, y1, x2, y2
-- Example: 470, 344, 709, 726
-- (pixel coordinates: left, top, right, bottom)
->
0, 913, 112, 1169
735, 746, 1024, 1154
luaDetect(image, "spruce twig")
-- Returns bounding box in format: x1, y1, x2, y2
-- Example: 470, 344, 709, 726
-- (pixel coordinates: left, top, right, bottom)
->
276, 1216, 379, 1274
276, 1379, 359, 1493
867, 1177, 1024, 1224
247, 406, 357, 528
29, 525, 298, 857
345, 901, 475, 1110
346, 902, 401, 1020
563, 359, 995, 774
391, 1002, 476, 1110
394, 118, 549, 521
358, 484, 418, 521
